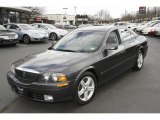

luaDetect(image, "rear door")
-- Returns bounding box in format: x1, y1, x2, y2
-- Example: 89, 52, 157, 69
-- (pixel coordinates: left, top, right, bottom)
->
119, 28, 139, 68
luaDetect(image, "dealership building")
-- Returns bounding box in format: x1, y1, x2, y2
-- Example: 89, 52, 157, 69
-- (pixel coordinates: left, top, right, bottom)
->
40, 14, 75, 25
0, 7, 32, 25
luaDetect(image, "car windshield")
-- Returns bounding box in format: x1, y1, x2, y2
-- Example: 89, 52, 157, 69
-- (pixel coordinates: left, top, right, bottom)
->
45, 24, 56, 29
147, 21, 159, 27
0, 25, 6, 30
53, 31, 105, 53
19, 24, 36, 30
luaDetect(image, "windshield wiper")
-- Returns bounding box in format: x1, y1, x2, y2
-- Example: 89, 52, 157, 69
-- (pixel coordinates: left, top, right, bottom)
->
55, 49, 77, 52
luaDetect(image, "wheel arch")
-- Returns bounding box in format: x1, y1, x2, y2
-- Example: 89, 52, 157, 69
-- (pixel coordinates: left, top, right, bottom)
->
75, 66, 99, 84
22, 34, 30, 39
49, 32, 58, 38
139, 46, 145, 57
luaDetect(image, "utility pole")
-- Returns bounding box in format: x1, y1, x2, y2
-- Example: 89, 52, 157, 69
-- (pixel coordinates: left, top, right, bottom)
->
74, 6, 77, 15
63, 8, 68, 26
63, 8, 68, 15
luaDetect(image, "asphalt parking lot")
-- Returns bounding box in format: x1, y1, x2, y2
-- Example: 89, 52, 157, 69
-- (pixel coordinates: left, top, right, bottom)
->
0, 35, 160, 113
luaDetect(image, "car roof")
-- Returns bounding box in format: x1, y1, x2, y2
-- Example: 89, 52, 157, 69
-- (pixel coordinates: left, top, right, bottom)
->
32, 23, 49, 25
6, 23, 29, 25
75, 25, 117, 32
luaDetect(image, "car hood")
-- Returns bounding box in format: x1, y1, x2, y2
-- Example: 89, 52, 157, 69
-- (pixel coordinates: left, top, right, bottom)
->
14, 50, 90, 73
0, 30, 17, 36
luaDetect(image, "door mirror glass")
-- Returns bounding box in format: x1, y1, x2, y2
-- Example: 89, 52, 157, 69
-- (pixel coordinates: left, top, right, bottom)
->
106, 44, 118, 50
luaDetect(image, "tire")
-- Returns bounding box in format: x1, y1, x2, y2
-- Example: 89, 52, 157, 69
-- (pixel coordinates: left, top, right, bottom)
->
22, 35, 31, 44
50, 33, 57, 41
133, 50, 144, 71
73, 72, 97, 105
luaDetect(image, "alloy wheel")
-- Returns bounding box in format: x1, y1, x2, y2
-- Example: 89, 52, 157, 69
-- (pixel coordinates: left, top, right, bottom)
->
50, 33, 57, 40
23, 36, 30, 44
78, 76, 95, 102
137, 52, 143, 68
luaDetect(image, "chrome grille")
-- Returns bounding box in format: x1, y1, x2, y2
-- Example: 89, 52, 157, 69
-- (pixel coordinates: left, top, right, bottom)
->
15, 69, 40, 82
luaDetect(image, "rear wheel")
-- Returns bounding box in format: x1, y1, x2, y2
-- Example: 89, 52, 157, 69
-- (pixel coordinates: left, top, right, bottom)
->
133, 50, 144, 71
23, 35, 30, 44
73, 72, 97, 105
50, 33, 57, 41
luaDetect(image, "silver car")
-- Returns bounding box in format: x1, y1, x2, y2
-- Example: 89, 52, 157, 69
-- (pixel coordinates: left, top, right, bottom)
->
31, 23, 68, 40
5, 23, 49, 44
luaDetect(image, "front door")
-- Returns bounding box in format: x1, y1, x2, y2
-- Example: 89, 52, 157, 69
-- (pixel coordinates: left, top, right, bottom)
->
98, 30, 127, 84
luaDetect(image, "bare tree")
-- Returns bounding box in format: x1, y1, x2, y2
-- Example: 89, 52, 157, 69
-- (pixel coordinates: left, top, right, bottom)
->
23, 7, 46, 15
94, 9, 112, 23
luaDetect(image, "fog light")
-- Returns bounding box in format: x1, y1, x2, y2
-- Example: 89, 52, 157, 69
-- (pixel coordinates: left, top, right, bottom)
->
44, 95, 53, 101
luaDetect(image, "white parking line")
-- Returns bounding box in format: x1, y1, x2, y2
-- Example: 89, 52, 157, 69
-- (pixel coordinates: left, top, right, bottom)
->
17, 44, 27, 47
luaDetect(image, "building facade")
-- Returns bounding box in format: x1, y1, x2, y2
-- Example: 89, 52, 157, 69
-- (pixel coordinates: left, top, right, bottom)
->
40, 14, 75, 25
0, 7, 31, 25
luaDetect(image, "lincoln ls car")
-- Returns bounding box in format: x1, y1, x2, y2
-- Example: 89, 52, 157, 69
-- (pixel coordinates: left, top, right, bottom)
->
7, 26, 148, 105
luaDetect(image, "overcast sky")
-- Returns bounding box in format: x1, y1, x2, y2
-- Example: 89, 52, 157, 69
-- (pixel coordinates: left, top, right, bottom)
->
1, 0, 160, 18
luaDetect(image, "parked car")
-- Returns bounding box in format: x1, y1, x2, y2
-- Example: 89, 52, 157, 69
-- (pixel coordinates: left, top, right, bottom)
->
31, 23, 68, 40
114, 22, 129, 27
136, 20, 160, 33
155, 27, 160, 36
54, 24, 64, 29
127, 23, 138, 31
7, 26, 148, 105
0, 25, 19, 46
64, 25, 77, 29
142, 22, 160, 35
4, 23, 49, 44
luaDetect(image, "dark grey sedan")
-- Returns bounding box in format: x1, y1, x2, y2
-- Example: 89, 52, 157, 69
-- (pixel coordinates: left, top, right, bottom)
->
7, 26, 148, 105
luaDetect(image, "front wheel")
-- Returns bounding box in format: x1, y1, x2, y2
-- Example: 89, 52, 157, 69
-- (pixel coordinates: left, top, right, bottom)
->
23, 35, 30, 44
73, 72, 97, 105
133, 50, 144, 71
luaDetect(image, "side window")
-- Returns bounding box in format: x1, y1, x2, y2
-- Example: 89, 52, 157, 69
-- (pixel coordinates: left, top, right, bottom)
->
9, 25, 19, 29
106, 31, 119, 46
32, 24, 38, 29
40, 25, 47, 29
119, 29, 133, 43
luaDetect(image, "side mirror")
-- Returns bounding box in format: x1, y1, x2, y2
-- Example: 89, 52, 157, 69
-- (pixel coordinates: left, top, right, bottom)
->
106, 44, 118, 50
48, 41, 57, 50
16, 28, 21, 31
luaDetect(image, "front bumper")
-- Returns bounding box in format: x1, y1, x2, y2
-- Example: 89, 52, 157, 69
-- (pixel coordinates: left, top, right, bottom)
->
0, 39, 19, 45
7, 72, 73, 102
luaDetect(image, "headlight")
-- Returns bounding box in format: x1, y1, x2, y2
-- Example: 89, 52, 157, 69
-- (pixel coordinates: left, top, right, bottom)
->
10, 64, 15, 74
43, 73, 67, 83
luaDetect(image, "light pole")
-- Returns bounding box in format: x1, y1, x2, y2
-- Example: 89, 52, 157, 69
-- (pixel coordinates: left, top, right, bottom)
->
63, 8, 68, 25
63, 8, 68, 16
